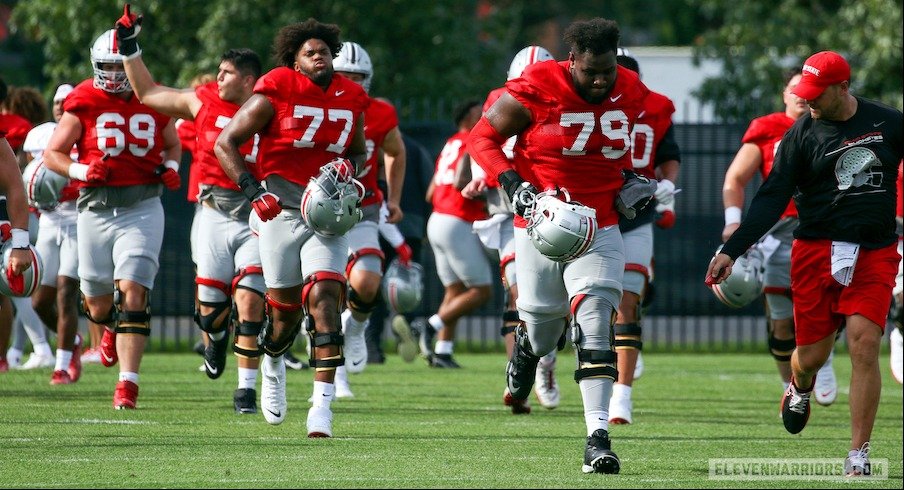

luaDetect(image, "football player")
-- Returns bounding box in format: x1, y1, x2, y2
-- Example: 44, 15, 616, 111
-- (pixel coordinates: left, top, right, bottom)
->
607, 49, 681, 425
43, 26, 181, 407
115, 4, 266, 414
216, 19, 368, 437
469, 18, 655, 474
421, 99, 492, 368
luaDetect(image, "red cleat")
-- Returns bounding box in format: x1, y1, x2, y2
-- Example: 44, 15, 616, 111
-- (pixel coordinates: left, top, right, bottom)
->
68, 334, 83, 382
503, 388, 531, 414
50, 370, 72, 385
100, 328, 118, 367
113, 380, 139, 409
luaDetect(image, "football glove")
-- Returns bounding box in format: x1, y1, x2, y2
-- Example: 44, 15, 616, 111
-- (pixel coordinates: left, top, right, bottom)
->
616, 170, 657, 219
238, 172, 281, 221
114, 4, 143, 57
498, 170, 538, 218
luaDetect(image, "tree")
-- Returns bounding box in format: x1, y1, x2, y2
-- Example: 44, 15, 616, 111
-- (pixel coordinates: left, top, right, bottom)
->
690, 0, 903, 122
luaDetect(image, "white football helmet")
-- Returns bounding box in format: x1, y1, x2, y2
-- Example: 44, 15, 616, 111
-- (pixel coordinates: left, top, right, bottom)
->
22, 157, 71, 210
0, 242, 43, 298
507, 45, 554, 80
301, 159, 364, 237
334, 41, 373, 92
382, 258, 424, 314
90, 29, 131, 93
710, 246, 764, 308
525, 190, 597, 262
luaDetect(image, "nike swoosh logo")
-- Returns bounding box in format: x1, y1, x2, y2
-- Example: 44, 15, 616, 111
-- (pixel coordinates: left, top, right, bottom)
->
610, 94, 622, 102
205, 361, 218, 376
266, 408, 282, 418
820, 391, 833, 397
335, 90, 345, 96
873, 121, 885, 127
352, 360, 363, 366
322, 393, 330, 397
637, 111, 645, 118
102, 352, 115, 364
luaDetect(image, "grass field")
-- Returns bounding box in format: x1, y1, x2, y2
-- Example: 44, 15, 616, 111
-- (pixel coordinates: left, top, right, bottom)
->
0, 351, 901, 488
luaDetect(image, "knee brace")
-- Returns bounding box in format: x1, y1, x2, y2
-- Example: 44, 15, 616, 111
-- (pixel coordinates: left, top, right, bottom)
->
81, 295, 116, 326
260, 293, 304, 357
507, 324, 541, 399
614, 323, 643, 351
116, 306, 151, 336
768, 332, 796, 362
345, 247, 385, 277
500, 310, 519, 337
305, 315, 345, 372
571, 294, 618, 382
231, 265, 264, 296
348, 285, 379, 314
193, 300, 232, 335
233, 320, 263, 358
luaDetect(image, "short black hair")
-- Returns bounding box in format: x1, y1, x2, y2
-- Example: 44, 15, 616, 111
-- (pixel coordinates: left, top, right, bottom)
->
453, 99, 481, 127
273, 18, 342, 68
616, 53, 639, 74
222, 48, 262, 79
563, 18, 620, 56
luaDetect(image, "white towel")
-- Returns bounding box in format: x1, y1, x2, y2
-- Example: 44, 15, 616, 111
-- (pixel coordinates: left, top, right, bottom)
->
471, 214, 509, 250
830, 241, 860, 286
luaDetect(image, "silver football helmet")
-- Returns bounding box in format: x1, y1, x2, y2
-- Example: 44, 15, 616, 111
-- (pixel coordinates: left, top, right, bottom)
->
0, 242, 43, 298
334, 41, 373, 92
525, 190, 597, 262
710, 245, 764, 308
301, 159, 364, 237
90, 29, 131, 93
835, 146, 880, 190
22, 156, 71, 210
507, 45, 554, 80
382, 258, 424, 314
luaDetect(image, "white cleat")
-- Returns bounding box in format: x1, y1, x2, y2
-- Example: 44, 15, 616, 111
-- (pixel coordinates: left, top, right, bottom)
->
392, 315, 418, 363
6, 348, 23, 368
814, 351, 837, 406
261, 355, 287, 425
890, 328, 903, 385
306, 406, 333, 438
633, 352, 645, 379
80, 347, 102, 365
334, 366, 355, 399
342, 310, 368, 374
16, 352, 56, 370
534, 353, 560, 409
608, 385, 633, 425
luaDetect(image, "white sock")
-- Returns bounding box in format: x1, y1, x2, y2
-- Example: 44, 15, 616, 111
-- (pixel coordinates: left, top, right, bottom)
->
580, 377, 613, 436
119, 371, 139, 384
55, 349, 73, 371
237, 367, 257, 390
35, 341, 54, 358
312, 380, 334, 409
427, 314, 444, 332
612, 383, 632, 400
7, 347, 23, 363
435, 340, 454, 355
342, 310, 367, 335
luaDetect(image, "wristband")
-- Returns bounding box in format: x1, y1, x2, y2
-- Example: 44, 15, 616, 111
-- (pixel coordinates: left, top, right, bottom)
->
69, 163, 90, 181
724, 206, 742, 226
11, 229, 30, 249
163, 159, 179, 172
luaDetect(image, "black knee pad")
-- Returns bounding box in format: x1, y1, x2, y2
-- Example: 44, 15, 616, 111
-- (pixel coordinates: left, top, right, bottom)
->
83, 302, 116, 326
260, 316, 302, 357
613, 323, 643, 351
347, 285, 379, 314
768, 333, 796, 362
193, 301, 232, 334
306, 316, 345, 371
500, 310, 519, 337
573, 347, 618, 382
116, 309, 151, 336
233, 320, 263, 358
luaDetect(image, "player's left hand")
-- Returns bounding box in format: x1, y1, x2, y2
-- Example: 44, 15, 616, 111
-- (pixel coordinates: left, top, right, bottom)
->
653, 179, 676, 206
395, 242, 413, 266
155, 164, 181, 190
705, 252, 734, 286
385, 201, 403, 224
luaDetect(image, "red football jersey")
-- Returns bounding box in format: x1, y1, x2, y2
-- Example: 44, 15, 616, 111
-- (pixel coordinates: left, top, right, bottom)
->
176, 118, 200, 202
741, 112, 797, 218
253, 67, 369, 187
629, 91, 675, 180
64, 79, 172, 188
432, 131, 487, 222
0, 113, 33, 151
193, 82, 259, 194
506, 60, 649, 227
359, 97, 399, 207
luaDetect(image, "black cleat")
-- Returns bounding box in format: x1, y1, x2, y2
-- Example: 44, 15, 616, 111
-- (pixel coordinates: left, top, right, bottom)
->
416, 319, 436, 359
506, 326, 540, 400
203, 333, 229, 380
780, 380, 811, 434
233, 388, 257, 414
430, 353, 461, 368
582, 429, 620, 474
283, 351, 309, 371
193, 339, 206, 357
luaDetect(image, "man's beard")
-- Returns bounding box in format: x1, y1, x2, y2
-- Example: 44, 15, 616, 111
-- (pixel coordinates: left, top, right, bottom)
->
309, 67, 334, 87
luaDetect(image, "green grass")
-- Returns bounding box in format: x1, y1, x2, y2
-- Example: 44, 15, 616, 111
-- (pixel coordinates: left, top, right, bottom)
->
0, 351, 901, 488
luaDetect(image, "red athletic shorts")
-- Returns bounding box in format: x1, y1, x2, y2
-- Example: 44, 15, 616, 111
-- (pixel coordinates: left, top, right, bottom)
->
791, 239, 900, 345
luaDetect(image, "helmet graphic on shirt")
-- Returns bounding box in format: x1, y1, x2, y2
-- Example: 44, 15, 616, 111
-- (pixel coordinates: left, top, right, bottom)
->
835, 146, 882, 190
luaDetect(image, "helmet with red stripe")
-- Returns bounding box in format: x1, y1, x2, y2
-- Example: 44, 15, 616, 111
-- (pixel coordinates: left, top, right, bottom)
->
710, 245, 763, 308
0, 242, 43, 298
526, 190, 597, 262
91, 29, 131, 93
507, 45, 554, 81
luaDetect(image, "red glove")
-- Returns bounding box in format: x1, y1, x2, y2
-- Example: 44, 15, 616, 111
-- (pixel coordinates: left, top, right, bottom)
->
86, 158, 110, 183
6, 264, 26, 296
655, 202, 676, 229
251, 192, 282, 221
395, 242, 413, 266
0, 221, 11, 242
156, 165, 181, 190
114, 4, 143, 57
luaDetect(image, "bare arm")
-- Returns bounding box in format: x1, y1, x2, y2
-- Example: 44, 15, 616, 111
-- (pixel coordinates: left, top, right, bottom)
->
453, 153, 472, 191
381, 125, 406, 224
1, 137, 33, 273
44, 111, 83, 178
215, 94, 274, 183
656, 160, 680, 184
160, 119, 181, 162
345, 114, 367, 172
721, 143, 762, 241
123, 54, 200, 120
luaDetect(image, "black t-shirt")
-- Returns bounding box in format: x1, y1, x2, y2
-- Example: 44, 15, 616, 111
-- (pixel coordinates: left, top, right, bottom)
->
723, 96, 903, 259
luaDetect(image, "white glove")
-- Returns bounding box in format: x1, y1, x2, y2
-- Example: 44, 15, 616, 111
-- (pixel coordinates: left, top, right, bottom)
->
653, 179, 676, 206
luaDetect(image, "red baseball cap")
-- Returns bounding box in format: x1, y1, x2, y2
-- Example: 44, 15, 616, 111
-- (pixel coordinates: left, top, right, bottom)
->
792, 51, 851, 100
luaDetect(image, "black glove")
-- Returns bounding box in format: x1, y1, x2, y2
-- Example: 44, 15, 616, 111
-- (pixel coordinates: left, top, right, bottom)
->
616, 169, 657, 219
114, 4, 143, 57
497, 170, 538, 218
